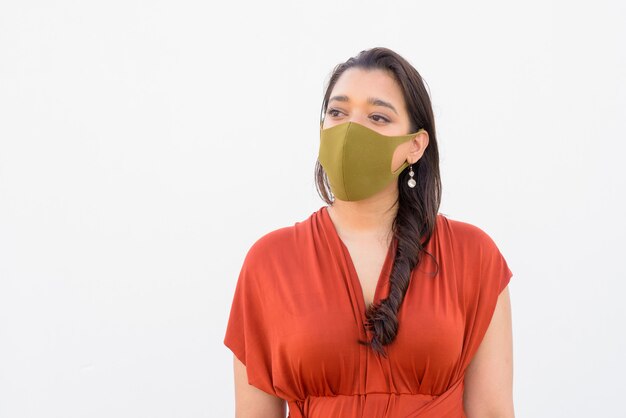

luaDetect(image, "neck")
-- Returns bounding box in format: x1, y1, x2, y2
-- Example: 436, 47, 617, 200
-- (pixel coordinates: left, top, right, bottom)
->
326, 183, 399, 246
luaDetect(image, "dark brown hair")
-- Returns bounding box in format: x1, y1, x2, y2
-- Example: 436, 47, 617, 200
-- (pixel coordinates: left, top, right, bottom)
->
315, 47, 442, 357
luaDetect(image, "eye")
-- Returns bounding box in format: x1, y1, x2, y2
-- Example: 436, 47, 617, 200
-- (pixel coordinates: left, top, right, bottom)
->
371, 114, 390, 123
326, 108, 343, 117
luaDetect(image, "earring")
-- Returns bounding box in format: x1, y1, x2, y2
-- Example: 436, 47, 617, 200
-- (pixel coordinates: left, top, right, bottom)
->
407, 164, 416, 188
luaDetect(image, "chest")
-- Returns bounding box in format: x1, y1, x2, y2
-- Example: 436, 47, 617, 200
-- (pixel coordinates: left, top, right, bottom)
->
271, 252, 465, 397
341, 239, 391, 309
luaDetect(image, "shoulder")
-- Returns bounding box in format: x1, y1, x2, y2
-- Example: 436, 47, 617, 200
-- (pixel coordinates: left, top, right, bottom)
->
436, 214, 513, 298
242, 210, 315, 269
435, 213, 504, 256
243, 225, 296, 267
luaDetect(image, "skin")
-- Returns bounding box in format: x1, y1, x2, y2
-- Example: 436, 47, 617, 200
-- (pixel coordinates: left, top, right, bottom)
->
233, 67, 514, 418
233, 357, 286, 417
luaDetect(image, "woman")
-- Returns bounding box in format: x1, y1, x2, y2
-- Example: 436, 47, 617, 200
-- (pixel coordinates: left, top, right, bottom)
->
224, 47, 514, 418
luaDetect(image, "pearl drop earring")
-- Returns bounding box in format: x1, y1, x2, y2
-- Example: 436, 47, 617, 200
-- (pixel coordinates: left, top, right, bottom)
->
407, 164, 416, 188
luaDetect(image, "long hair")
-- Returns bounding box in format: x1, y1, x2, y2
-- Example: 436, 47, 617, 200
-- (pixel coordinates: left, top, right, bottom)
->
314, 47, 442, 357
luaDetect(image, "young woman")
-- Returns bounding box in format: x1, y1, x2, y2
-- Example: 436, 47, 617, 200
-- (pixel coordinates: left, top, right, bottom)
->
224, 47, 514, 418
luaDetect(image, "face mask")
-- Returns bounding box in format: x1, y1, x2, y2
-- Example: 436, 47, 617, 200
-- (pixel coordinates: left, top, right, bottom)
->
318, 121, 425, 201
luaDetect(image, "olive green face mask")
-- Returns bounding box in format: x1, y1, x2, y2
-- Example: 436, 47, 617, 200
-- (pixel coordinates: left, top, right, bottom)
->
318, 121, 425, 201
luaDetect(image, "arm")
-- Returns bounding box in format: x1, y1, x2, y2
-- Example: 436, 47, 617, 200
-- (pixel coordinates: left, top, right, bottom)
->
463, 286, 515, 418
233, 355, 286, 418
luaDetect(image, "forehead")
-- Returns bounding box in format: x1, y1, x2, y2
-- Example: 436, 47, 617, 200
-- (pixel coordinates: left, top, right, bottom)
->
330, 67, 406, 108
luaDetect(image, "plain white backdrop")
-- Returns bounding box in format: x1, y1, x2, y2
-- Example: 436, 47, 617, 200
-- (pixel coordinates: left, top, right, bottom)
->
1, 1, 624, 417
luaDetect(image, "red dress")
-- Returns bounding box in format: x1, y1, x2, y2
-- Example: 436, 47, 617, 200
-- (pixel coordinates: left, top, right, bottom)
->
224, 205, 513, 417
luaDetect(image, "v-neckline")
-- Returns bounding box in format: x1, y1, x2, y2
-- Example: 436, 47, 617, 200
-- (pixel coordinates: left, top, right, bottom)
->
321, 205, 398, 319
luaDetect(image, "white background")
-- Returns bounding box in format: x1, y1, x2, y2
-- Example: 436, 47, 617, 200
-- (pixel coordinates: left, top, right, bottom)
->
1, 1, 625, 417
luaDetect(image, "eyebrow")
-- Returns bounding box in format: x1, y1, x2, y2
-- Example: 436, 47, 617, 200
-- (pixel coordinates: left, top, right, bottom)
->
328, 95, 399, 115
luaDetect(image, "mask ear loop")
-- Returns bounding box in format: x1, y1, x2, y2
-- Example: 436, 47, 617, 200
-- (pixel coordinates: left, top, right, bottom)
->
392, 160, 410, 176
391, 128, 426, 175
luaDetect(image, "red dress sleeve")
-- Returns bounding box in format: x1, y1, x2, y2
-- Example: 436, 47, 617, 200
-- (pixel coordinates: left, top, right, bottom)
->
458, 223, 513, 371
223, 240, 277, 396
479, 229, 513, 296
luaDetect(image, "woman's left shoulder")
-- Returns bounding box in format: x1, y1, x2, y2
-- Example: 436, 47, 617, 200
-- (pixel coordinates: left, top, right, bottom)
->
436, 213, 513, 297
435, 213, 506, 253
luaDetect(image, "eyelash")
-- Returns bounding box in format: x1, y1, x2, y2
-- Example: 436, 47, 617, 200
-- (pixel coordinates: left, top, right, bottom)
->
326, 108, 391, 123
